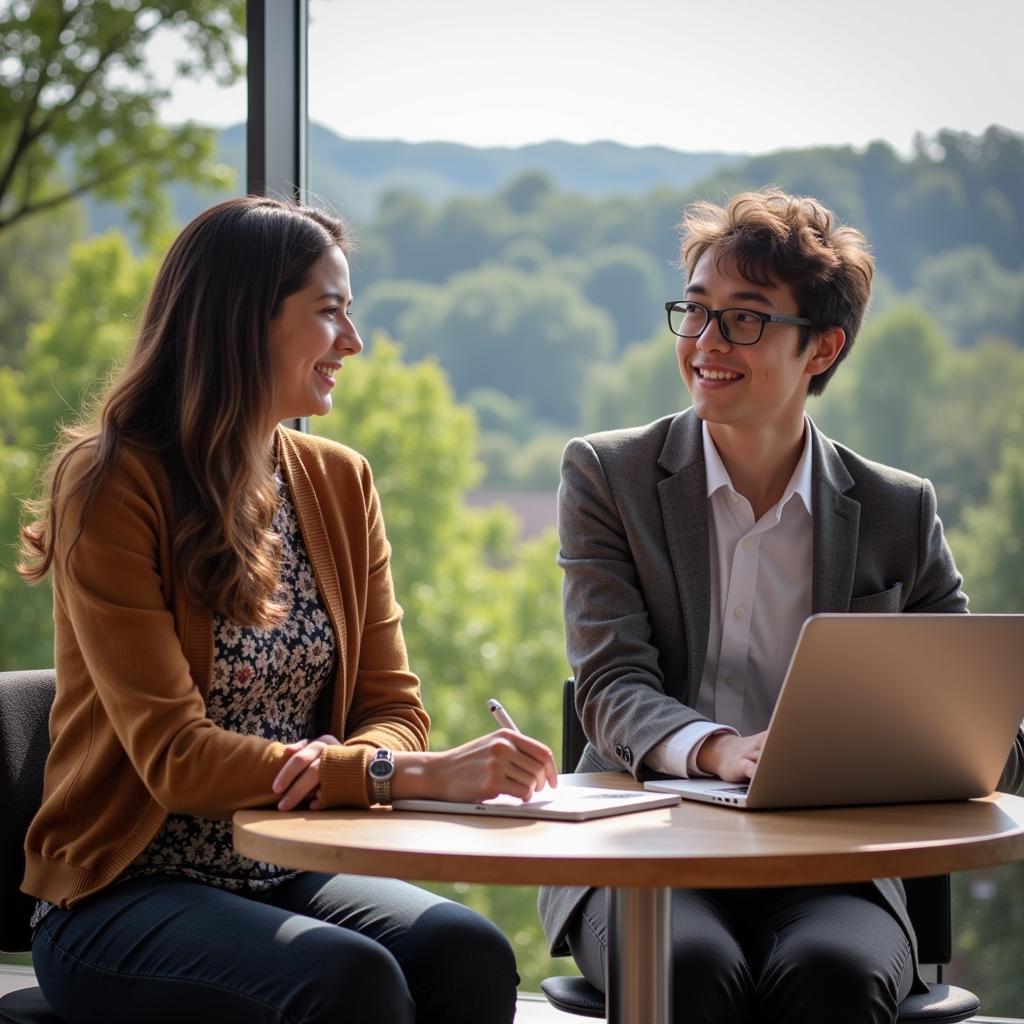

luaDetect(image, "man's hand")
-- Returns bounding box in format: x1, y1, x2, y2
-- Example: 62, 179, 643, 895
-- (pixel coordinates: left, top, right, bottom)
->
696, 731, 766, 782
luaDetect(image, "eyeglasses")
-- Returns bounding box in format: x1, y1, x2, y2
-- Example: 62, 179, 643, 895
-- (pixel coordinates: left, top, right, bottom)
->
664, 300, 814, 346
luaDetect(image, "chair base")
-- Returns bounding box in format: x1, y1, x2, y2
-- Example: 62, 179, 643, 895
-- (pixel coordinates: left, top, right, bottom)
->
540, 976, 604, 1018
0, 986, 63, 1024
540, 975, 980, 1023
897, 983, 979, 1023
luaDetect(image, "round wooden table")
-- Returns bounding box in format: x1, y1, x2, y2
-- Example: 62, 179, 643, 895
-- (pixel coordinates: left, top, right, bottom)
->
235, 773, 1024, 1024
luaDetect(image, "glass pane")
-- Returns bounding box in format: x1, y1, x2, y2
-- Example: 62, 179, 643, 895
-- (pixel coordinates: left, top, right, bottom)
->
302, 0, 1024, 1003
951, 864, 1024, 1016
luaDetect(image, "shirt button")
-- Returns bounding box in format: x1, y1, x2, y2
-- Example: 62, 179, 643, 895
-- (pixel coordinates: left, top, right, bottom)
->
742, 538, 753, 550
733, 607, 745, 619
725, 674, 736, 686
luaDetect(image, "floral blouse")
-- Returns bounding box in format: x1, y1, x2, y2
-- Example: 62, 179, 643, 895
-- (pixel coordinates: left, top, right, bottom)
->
32, 472, 336, 926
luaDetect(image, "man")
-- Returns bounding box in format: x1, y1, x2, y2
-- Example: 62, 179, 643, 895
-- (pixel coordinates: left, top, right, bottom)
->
539, 188, 1024, 1023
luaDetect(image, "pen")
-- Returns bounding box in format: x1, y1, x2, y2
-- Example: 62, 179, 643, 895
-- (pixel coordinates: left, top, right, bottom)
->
488, 698, 551, 798
487, 698, 520, 733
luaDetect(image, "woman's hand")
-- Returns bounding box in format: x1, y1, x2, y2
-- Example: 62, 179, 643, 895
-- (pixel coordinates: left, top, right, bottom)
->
393, 729, 558, 803
272, 734, 341, 811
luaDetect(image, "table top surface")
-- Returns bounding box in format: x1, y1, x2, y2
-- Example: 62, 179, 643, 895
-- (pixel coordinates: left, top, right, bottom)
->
233, 773, 1024, 888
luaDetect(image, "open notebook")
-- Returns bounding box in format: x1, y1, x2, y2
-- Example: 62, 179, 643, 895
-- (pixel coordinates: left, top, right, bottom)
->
392, 784, 680, 821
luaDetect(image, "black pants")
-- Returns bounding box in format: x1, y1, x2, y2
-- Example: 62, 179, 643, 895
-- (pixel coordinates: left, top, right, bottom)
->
567, 883, 914, 1024
32, 872, 518, 1024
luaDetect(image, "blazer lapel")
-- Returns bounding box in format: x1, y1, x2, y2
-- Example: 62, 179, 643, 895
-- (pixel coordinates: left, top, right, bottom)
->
810, 422, 861, 612
657, 411, 710, 701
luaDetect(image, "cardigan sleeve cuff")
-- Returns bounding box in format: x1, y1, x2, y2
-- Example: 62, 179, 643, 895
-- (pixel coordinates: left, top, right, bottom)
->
318, 744, 374, 808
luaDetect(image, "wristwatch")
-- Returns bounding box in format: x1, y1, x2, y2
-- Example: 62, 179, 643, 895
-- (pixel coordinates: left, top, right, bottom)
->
368, 749, 395, 805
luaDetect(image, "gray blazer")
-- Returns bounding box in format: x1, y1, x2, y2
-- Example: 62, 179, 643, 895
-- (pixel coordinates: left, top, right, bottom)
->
539, 408, 1024, 979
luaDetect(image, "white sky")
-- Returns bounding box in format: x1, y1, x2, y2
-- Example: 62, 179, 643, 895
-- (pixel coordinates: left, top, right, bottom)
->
158, 0, 1023, 154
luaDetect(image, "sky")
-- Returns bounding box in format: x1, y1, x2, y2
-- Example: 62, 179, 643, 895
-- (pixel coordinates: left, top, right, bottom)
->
157, 0, 1023, 155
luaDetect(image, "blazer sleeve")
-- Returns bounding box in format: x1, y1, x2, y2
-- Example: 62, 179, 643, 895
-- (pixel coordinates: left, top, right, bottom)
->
903, 478, 968, 613
558, 437, 706, 777
56, 453, 294, 820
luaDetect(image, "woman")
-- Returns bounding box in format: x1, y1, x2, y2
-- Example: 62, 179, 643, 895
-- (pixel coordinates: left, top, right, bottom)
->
19, 196, 557, 1024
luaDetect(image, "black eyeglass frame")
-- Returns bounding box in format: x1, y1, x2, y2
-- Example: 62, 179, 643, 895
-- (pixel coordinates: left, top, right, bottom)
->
664, 300, 815, 346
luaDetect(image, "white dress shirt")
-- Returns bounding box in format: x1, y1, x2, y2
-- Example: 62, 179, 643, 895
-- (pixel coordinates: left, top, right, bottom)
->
646, 419, 814, 777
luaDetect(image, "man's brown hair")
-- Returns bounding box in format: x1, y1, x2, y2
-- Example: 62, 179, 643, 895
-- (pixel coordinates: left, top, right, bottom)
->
680, 187, 874, 395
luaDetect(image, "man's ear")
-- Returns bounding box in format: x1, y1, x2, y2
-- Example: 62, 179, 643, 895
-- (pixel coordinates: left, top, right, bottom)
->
805, 326, 846, 379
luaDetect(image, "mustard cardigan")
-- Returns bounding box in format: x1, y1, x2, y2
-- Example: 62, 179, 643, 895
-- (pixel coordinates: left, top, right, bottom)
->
23, 427, 429, 909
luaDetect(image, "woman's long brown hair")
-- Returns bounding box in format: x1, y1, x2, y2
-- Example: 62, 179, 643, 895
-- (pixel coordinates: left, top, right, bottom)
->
19, 196, 349, 628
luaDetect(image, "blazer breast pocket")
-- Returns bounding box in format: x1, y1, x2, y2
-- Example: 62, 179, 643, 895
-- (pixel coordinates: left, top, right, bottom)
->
848, 583, 903, 613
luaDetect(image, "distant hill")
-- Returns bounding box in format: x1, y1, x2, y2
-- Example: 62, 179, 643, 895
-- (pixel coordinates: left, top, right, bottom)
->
304, 125, 745, 218
83, 122, 746, 233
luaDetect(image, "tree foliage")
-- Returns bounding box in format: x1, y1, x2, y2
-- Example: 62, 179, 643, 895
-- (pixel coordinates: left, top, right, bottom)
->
0, 229, 152, 669
0, 0, 244, 240
393, 264, 615, 424
582, 327, 685, 433
0, 201, 82, 365
950, 442, 1024, 614
910, 246, 1024, 349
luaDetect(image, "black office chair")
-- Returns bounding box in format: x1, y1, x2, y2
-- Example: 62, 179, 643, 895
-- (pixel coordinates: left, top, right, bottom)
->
0, 669, 65, 1024
540, 679, 981, 1023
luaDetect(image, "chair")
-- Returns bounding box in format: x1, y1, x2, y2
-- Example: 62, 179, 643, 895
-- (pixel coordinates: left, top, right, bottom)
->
540, 679, 981, 1023
0, 669, 64, 1024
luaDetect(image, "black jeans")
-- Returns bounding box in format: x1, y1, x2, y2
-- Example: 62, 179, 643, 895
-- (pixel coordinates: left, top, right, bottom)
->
32, 872, 518, 1024
567, 883, 914, 1024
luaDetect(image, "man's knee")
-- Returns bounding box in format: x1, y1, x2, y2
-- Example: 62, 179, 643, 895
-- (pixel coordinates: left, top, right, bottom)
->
759, 939, 903, 1024
671, 932, 753, 1024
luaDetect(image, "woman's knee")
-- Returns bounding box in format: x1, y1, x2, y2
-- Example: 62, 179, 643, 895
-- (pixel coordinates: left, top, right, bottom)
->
297, 928, 415, 1023
397, 900, 518, 1024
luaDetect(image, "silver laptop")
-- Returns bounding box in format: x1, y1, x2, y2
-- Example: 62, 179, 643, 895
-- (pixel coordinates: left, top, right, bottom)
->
644, 614, 1024, 810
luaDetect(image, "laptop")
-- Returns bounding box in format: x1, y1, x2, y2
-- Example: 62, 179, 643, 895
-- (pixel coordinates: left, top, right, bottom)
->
644, 614, 1024, 810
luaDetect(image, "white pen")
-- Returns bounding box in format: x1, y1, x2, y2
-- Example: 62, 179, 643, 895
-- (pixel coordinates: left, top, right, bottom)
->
488, 698, 551, 798
487, 698, 520, 733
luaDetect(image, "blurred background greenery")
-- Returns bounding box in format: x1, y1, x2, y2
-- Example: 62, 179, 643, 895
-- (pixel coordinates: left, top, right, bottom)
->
3, 0, 1024, 1007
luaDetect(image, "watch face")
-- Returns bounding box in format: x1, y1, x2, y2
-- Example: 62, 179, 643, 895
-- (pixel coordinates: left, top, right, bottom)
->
369, 760, 394, 779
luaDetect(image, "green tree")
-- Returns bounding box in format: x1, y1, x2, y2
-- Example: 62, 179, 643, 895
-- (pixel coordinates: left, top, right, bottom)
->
582, 328, 685, 433
581, 244, 664, 349
911, 246, 1024, 349
949, 441, 1024, 613
498, 171, 555, 215
0, 202, 82, 365
313, 335, 481, 590
0, 230, 151, 670
0, 0, 243, 241
812, 304, 949, 478
355, 279, 435, 350
923, 340, 1024, 528
396, 265, 614, 424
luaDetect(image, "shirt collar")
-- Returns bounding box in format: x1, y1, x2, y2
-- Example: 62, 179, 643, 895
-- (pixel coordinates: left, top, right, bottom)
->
702, 418, 814, 516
